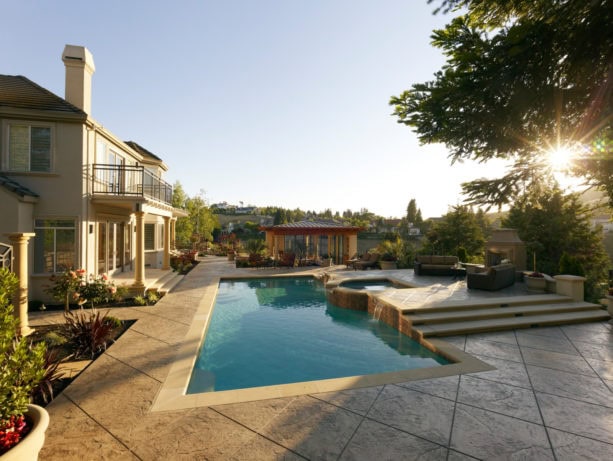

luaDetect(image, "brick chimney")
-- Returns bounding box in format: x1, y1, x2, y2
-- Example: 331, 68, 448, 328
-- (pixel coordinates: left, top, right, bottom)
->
62, 45, 95, 114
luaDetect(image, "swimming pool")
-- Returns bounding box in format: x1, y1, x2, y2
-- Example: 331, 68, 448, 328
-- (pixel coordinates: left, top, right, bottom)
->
187, 276, 449, 394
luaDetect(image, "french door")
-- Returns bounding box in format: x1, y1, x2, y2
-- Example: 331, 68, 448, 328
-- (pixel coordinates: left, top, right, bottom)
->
98, 220, 131, 274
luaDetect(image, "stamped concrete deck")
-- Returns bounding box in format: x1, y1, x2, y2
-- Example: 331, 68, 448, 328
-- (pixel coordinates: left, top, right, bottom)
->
34, 257, 613, 460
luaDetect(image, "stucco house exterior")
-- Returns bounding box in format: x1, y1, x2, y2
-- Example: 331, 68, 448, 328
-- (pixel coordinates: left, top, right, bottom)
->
0, 45, 186, 302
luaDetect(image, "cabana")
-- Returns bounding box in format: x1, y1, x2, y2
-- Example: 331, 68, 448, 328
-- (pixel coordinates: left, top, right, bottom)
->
261, 221, 363, 265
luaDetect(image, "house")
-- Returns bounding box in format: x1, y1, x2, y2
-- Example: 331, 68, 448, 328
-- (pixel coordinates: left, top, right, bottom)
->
0, 45, 186, 302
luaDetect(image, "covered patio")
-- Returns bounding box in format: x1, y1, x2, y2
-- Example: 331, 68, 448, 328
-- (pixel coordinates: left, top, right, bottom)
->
261, 220, 363, 265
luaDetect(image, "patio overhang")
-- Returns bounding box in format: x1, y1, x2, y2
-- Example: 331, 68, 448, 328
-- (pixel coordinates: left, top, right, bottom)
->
90, 194, 187, 217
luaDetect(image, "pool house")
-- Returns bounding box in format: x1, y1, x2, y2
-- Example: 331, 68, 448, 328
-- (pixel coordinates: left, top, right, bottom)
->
262, 220, 363, 265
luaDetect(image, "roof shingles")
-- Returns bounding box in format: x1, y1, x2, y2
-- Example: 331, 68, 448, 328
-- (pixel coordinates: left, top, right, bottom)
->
0, 75, 86, 115
0, 174, 39, 198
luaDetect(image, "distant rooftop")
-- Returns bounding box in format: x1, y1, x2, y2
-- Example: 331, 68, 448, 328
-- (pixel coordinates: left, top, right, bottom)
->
124, 141, 163, 162
262, 220, 363, 234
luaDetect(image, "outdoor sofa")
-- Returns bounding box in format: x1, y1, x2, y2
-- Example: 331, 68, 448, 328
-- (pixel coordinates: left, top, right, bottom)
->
353, 253, 381, 270
414, 255, 459, 275
467, 263, 516, 291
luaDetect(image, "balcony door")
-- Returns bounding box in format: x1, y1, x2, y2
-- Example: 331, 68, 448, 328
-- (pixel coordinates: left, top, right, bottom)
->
98, 220, 131, 274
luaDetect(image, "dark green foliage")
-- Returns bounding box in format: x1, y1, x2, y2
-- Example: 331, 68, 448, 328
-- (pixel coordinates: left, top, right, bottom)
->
503, 186, 609, 301
79, 274, 116, 308
0, 268, 46, 424
244, 238, 267, 257
31, 348, 64, 405
457, 247, 468, 263
392, 0, 613, 208
422, 206, 486, 260
133, 296, 147, 306
62, 308, 116, 359
559, 252, 585, 277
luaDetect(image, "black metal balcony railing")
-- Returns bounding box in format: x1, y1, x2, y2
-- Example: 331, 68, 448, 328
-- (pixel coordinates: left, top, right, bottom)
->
91, 164, 173, 205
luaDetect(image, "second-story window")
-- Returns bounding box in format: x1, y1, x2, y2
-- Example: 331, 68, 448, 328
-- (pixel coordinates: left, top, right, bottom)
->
8, 124, 52, 172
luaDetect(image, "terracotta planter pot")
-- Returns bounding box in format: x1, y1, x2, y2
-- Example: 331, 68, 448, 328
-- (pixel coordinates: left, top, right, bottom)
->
526, 276, 546, 293
1, 404, 49, 461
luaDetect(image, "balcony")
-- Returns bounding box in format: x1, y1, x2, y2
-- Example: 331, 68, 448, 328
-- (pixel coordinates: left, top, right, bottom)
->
91, 164, 173, 205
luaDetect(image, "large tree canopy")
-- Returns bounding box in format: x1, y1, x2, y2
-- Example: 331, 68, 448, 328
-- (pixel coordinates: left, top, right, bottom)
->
390, 0, 613, 208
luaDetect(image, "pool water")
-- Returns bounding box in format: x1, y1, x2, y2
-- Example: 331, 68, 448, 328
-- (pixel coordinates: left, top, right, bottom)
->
187, 277, 449, 394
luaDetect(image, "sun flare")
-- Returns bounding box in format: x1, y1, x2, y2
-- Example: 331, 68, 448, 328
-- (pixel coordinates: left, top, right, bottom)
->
546, 145, 575, 171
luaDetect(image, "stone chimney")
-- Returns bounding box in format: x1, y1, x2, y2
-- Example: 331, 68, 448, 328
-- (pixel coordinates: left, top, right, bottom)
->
62, 45, 95, 114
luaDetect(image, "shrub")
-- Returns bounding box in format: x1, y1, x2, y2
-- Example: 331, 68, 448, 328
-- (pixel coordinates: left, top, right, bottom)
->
0, 268, 46, 454
62, 308, 116, 359
146, 291, 159, 305
46, 269, 118, 310
133, 296, 147, 306
78, 273, 117, 308
45, 269, 86, 312
31, 348, 64, 405
457, 247, 468, 263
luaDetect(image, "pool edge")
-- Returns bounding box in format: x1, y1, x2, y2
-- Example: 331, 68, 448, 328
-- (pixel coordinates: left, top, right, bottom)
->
151, 275, 494, 412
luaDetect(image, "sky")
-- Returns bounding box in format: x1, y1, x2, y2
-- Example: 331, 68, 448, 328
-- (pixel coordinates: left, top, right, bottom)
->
2, 0, 509, 219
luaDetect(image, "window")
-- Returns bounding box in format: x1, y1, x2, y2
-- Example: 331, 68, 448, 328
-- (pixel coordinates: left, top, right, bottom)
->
34, 219, 77, 273
8, 124, 52, 172
158, 223, 164, 249
144, 223, 155, 250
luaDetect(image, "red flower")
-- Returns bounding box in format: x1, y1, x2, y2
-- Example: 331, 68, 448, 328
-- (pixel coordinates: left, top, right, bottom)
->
0, 416, 30, 455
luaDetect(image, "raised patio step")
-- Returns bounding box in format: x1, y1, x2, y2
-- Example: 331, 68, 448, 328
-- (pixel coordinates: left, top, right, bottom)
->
146, 270, 183, 294
158, 272, 184, 294
407, 301, 598, 325
414, 309, 610, 337
400, 293, 572, 314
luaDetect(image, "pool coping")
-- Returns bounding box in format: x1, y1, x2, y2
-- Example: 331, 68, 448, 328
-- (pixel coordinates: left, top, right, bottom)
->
151, 274, 494, 411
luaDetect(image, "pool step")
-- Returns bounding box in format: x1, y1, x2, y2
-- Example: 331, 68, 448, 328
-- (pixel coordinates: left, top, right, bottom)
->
408, 301, 598, 325
401, 294, 572, 315
403, 296, 610, 337
414, 309, 610, 337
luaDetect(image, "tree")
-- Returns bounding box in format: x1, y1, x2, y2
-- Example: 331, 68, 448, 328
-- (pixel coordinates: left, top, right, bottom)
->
171, 181, 188, 209
406, 199, 418, 224
503, 184, 609, 300
172, 187, 219, 248
390, 0, 613, 208
422, 205, 485, 258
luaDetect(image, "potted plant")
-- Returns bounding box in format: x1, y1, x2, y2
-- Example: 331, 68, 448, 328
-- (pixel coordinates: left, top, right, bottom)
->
377, 239, 399, 270
0, 268, 49, 459
525, 271, 547, 293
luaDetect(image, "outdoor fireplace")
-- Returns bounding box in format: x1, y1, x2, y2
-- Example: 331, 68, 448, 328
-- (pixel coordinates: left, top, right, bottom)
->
485, 229, 526, 270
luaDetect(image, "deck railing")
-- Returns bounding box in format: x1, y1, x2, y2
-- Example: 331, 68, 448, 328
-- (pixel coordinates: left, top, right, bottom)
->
0, 242, 13, 272
91, 164, 173, 205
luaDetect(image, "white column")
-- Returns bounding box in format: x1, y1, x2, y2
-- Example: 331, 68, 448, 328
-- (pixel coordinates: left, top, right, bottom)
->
6, 233, 36, 336
170, 218, 177, 250
133, 211, 146, 292
162, 216, 171, 270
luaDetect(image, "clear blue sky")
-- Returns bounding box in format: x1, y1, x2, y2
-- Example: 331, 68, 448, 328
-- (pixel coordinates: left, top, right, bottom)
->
2, 0, 506, 218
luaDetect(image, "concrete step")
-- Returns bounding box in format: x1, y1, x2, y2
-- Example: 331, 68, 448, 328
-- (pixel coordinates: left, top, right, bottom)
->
401, 294, 572, 314
407, 301, 599, 325
416, 309, 611, 337
158, 272, 184, 294
146, 270, 179, 293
